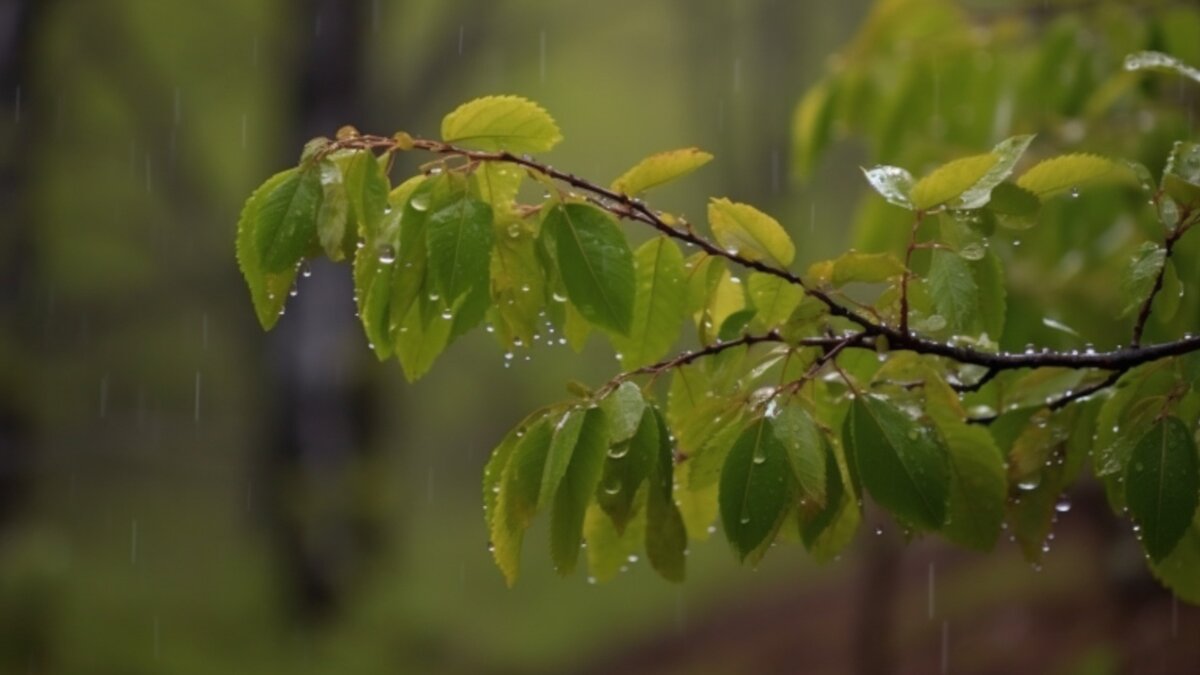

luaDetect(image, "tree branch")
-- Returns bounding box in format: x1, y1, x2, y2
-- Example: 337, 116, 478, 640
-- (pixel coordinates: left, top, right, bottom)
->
318, 135, 1200, 389
1131, 209, 1195, 347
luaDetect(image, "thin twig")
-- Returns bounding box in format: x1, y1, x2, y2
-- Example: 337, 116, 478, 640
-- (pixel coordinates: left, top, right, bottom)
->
1131, 211, 1195, 347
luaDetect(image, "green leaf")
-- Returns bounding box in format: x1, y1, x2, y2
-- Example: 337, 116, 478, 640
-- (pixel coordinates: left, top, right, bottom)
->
1157, 260, 1183, 323
393, 294, 455, 381
975, 250, 1007, 341
925, 375, 1006, 551
911, 153, 999, 211
834, 251, 906, 285
707, 198, 796, 267
646, 408, 686, 581
441, 95, 563, 153
489, 216, 545, 346
674, 462, 719, 541
426, 193, 494, 303
541, 409, 586, 509
1164, 141, 1200, 186
584, 502, 645, 583
599, 382, 647, 445
799, 439, 860, 562
773, 404, 827, 508
1016, 154, 1130, 199
1163, 173, 1200, 210
844, 395, 949, 530
1151, 514, 1200, 603
747, 272, 804, 332
489, 415, 554, 586
612, 237, 686, 368
956, 135, 1036, 209
1125, 417, 1200, 562
928, 250, 978, 334
236, 168, 302, 329
861, 165, 915, 209
550, 407, 610, 575
1119, 242, 1166, 318
596, 407, 656, 533
611, 148, 714, 195
472, 163, 524, 211
719, 418, 795, 560
542, 203, 636, 334
988, 182, 1041, 227
316, 159, 353, 261
254, 166, 322, 273
343, 150, 391, 238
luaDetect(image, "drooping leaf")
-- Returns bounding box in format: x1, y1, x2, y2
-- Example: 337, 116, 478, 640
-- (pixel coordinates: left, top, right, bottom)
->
611, 148, 714, 195
441, 95, 563, 152
599, 381, 647, 445
844, 395, 949, 530
645, 408, 687, 581
540, 409, 586, 508
550, 408, 610, 575
426, 193, 494, 303
799, 439, 860, 563
988, 181, 1041, 228
343, 149, 391, 239
862, 165, 915, 209
236, 168, 302, 329
254, 166, 322, 273
542, 203, 636, 334
719, 418, 795, 560
925, 375, 1006, 550
596, 407, 656, 533
316, 159, 353, 261
489, 215, 545, 346
1016, 153, 1130, 199
707, 198, 796, 267
808, 251, 906, 287
773, 404, 827, 508
1125, 417, 1200, 562
612, 237, 686, 368
489, 415, 555, 586
1151, 514, 1200, 604
584, 502, 645, 583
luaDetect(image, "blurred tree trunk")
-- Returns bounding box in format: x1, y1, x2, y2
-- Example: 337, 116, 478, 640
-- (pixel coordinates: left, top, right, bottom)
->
0, 0, 51, 530
264, 0, 379, 622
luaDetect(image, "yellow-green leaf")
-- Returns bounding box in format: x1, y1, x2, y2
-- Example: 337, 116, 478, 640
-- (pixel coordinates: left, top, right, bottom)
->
708, 198, 795, 267
441, 95, 563, 153
1016, 153, 1131, 199
611, 148, 713, 195
911, 153, 999, 211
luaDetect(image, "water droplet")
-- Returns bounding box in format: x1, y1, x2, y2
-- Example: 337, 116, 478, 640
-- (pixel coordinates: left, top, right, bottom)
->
440, 309, 453, 320
1069, 186, 1080, 199
410, 192, 431, 210
1054, 497, 1072, 513
607, 444, 630, 459
377, 244, 396, 264
1017, 475, 1042, 491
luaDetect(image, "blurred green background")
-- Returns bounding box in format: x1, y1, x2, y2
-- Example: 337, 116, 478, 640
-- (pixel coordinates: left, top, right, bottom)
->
1, 1, 1197, 673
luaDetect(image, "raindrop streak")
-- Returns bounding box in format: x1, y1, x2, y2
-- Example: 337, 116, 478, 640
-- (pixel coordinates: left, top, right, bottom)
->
14, 84, 21, 123
193, 371, 202, 424
370, 0, 380, 32
733, 57, 742, 93
241, 113, 248, 150
928, 562, 936, 620
145, 154, 152, 194
201, 313, 209, 350
1171, 594, 1179, 639
427, 466, 435, 504
173, 87, 181, 127
130, 519, 138, 564
153, 616, 160, 660
458, 25, 464, 55
940, 621, 949, 674
99, 374, 109, 419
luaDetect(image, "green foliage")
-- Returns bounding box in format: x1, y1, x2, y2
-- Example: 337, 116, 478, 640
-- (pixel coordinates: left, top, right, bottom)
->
235, 15, 1200, 601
